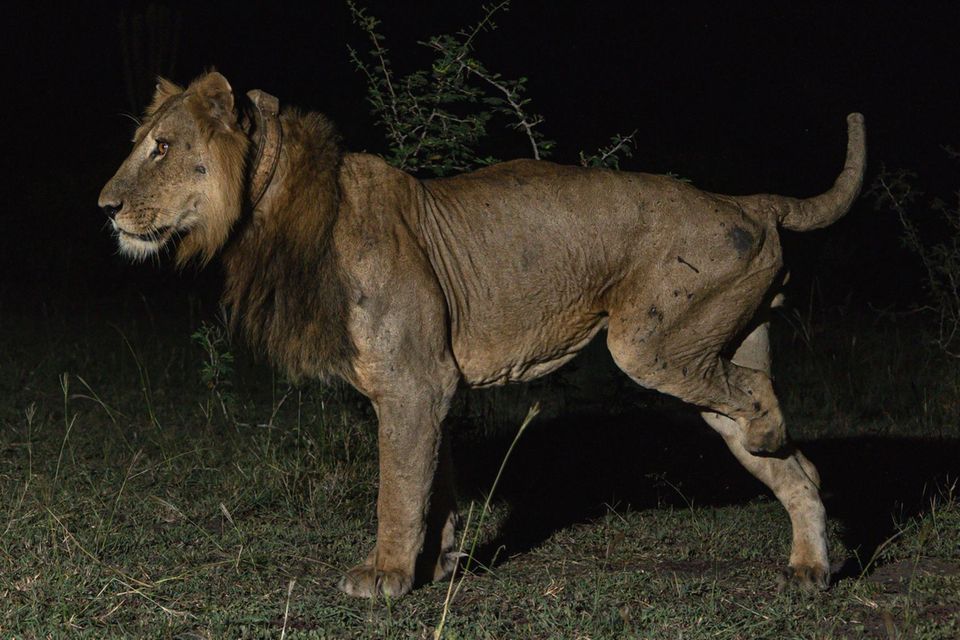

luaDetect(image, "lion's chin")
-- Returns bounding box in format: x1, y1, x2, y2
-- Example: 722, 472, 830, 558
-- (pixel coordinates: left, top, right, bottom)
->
116, 226, 178, 261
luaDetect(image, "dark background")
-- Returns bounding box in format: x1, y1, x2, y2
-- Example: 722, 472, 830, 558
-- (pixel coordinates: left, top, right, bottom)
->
3, 1, 958, 310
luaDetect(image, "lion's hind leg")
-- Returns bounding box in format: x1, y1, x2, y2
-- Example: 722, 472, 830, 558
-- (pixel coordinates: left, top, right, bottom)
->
606, 300, 788, 455
701, 322, 830, 590
417, 432, 460, 585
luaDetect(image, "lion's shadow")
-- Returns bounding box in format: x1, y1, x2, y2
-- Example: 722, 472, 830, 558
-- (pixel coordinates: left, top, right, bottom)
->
450, 404, 960, 581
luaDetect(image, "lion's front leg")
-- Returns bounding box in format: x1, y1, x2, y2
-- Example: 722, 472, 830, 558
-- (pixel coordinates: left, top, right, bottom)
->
339, 381, 458, 599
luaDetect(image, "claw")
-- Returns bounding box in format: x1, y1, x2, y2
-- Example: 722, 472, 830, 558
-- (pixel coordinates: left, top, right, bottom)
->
338, 564, 413, 599
782, 563, 830, 591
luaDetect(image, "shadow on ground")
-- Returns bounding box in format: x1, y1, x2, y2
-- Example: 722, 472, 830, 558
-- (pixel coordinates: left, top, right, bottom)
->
451, 403, 960, 580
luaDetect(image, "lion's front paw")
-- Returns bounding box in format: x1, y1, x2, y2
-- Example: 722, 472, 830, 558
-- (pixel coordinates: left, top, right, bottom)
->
338, 563, 414, 599
782, 562, 830, 591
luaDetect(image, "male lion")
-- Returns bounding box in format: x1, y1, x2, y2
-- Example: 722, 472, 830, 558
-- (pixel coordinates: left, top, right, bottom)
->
100, 72, 865, 597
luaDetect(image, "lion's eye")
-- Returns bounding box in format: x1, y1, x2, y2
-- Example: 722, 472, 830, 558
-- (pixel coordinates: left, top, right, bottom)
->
153, 140, 169, 158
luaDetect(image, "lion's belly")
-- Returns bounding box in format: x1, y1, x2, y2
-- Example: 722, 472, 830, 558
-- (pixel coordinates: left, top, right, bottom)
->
453, 311, 609, 387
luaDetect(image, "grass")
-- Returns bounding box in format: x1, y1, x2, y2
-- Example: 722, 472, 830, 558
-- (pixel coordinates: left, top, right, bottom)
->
1, 292, 958, 638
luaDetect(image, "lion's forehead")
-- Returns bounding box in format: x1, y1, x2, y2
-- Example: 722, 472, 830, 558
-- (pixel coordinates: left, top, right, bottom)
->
134, 98, 199, 144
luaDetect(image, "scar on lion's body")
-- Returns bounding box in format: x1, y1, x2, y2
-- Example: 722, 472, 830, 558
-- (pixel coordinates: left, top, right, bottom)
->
728, 226, 755, 257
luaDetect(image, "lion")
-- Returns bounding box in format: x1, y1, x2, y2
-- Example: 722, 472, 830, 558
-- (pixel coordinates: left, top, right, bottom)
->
99, 71, 865, 597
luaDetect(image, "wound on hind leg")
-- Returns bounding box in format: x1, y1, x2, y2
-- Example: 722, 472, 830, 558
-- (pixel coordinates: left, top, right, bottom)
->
681, 358, 789, 454
739, 404, 787, 454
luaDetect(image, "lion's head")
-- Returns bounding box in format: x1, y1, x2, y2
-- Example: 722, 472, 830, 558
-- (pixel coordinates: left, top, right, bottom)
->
99, 72, 249, 265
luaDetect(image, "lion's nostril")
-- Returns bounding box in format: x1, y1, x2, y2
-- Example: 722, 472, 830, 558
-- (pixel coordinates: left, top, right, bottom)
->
101, 201, 123, 219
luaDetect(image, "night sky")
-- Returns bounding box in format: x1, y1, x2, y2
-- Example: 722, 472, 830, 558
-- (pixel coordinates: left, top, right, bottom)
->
4, 1, 959, 308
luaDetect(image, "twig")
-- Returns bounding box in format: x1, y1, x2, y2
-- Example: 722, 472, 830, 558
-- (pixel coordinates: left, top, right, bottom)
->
280, 579, 296, 640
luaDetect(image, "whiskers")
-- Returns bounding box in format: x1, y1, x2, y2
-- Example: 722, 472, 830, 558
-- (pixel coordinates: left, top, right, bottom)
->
118, 112, 143, 127
105, 202, 200, 265
112, 220, 194, 266
156, 227, 188, 267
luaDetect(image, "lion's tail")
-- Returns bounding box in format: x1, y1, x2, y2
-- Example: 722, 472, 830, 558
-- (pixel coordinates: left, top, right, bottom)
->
741, 113, 866, 232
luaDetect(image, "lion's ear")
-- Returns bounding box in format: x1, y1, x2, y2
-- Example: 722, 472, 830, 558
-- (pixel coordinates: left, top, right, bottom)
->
144, 77, 183, 118
189, 71, 237, 132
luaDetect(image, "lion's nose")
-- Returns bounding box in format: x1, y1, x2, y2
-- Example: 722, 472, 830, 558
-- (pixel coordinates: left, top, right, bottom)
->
100, 200, 123, 219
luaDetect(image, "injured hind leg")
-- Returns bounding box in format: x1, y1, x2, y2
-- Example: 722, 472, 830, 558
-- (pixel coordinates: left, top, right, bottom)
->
701, 322, 829, 588
607, 319, 788, 454
706, 359, 787, 453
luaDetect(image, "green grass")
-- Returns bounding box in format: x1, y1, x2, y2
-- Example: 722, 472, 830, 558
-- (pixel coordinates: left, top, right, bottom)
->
1, 294, 958, 638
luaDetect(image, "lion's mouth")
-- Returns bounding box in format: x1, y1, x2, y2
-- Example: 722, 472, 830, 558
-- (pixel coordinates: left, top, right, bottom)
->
118, 225, 173, 242
113, 208, 196, 261
114, 222, 182, 261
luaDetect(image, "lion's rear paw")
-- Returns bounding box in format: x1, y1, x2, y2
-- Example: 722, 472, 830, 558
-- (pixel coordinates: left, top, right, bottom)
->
432, 549, 464, 582
338, 564, 413, 599
781, 563, 830, 591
